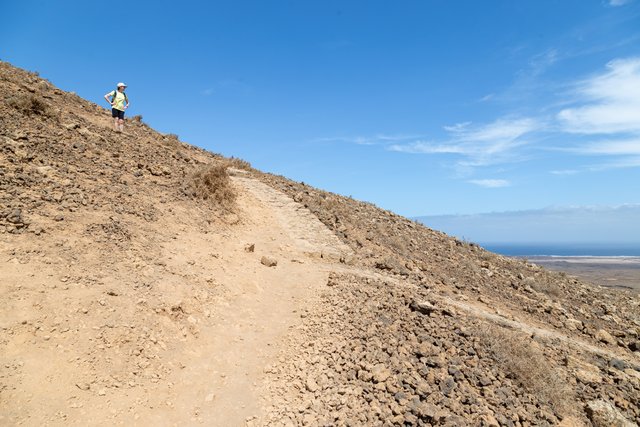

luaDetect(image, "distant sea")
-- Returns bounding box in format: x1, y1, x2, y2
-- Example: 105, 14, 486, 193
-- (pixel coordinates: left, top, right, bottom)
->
480, 243, 640, 257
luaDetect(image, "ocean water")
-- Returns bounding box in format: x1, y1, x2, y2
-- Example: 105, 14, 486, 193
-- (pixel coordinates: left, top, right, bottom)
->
480, 243, 640, 257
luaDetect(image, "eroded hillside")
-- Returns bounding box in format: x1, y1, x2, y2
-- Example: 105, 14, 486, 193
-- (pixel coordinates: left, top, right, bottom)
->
1, 62, 638, 426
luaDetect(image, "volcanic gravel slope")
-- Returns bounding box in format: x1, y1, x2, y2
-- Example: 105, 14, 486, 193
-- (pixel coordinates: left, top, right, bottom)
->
1, 61, 639, 426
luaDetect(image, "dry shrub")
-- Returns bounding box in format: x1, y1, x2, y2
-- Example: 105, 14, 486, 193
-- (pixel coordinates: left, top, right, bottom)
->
475, 323, 574, 417
162, 133, 183, 149
183, 164, 236, 211
224, 156, 252, 171
524, 275, 562, 297
8, 94, 51, 117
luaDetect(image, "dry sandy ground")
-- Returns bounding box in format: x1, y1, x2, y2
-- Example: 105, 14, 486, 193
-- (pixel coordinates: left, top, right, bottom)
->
0, 171, 352, 426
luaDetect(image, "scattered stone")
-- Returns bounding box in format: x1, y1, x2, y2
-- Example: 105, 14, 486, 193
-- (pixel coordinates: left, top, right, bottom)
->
371, 364, 391, 383
609, 359, 627, 371
409, 300, 436, 315
575, 369, 602, 384
244, 243, 255, 253
305, 377, 319, 392
481, 414, 500, 427
75, 382, 90, 391
563, 318, 583, 331
205, 393, 215, 403
260, 256, 278, 267
585, 399, 635, 427
595, 329, 616, 345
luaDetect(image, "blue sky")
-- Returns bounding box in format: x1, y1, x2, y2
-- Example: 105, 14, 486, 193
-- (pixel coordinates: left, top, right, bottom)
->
417, 205, 640, 245
2, 1, 640, 227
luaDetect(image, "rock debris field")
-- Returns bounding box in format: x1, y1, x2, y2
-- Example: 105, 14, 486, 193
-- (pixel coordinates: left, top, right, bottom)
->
1, 61, 639, 426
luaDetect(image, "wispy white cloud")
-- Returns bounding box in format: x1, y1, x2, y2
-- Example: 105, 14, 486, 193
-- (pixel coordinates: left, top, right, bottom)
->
389, 117, 540, 167
587, 156, 640, 170
312, 134, 425, 146
557, 57, 640, 134
468, 179, 511, 188
581, 138, 640, 155
479, 94, 495, 102
318, 56, 640, 183
550, 169, 579, 175
609, 0, 632, 6
553, 58, 640, 171
443, 122, 472, 132
527, 49, 559, 77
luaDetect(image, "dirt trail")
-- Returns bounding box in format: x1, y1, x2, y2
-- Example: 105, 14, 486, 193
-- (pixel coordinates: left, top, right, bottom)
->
0, 173, 348, 426
142, 175, 353, 425
231, 172, 353, 263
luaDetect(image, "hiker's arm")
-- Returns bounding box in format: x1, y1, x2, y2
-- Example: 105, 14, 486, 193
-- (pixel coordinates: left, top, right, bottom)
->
124, 99, 130, 109
104, 93, 114, 105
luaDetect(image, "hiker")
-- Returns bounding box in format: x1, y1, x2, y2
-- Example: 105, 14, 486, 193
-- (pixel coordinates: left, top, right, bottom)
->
104, 83, 129, 132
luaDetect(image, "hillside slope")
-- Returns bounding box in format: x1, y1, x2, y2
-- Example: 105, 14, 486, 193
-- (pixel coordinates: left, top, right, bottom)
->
1, 62, 639, 426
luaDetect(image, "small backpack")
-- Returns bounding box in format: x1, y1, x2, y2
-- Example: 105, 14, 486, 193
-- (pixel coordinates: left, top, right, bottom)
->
112, 89, 128, 103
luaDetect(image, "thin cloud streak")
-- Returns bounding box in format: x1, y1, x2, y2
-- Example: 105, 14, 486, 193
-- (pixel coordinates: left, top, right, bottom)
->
587, 156, 640, 171
609, 0, 633, 6
388, 117, 540, 167
550, 169, 579, 175
582, 139, 640, 155
312, 134, 426, 146
468, 179, 511, 188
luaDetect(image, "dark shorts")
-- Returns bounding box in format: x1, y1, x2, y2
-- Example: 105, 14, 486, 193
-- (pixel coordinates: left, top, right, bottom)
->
112, 108, 125, 119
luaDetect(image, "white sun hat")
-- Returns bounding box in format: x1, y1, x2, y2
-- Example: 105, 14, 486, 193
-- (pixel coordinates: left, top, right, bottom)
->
117, 82, 127, 88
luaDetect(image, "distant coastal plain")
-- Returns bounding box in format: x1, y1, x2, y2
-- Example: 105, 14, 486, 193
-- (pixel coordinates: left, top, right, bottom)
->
524, 256, 640, 292
481, 244, 640, 292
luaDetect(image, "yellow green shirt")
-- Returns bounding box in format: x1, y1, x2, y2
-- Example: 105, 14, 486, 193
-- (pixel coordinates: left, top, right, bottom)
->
109, 90, 127, 111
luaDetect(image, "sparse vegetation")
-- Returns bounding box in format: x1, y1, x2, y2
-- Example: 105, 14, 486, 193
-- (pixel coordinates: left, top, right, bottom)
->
224, 156, 252, 170
182, 164, 236, 211
8, 93, 51, 117
524, 274, 562, 297
474, 323, 574, 417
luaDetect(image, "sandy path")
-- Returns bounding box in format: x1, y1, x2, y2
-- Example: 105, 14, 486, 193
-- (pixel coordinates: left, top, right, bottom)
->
0, 173, 350, 426
132, 174, 353, 426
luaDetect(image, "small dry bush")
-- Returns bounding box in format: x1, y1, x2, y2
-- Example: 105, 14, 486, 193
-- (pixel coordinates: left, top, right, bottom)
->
183, 164, 236, 211
8, 94, 51, 117
475, 323, 574, 417
224, 156, 252, 171
524, 275, 562, 297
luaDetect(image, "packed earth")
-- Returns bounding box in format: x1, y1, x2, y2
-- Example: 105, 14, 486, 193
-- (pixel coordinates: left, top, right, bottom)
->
1, 61, 639, 426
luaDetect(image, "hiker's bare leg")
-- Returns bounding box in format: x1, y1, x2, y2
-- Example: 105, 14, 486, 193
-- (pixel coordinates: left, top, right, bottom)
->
118, 118, 124, 132
113, 117, 119, 131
